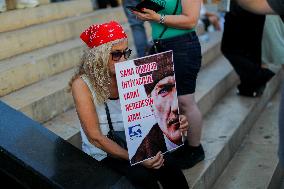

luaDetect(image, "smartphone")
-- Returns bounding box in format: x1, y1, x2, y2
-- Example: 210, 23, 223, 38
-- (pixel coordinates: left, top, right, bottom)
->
126, 6, 145, 13
127, 0, 164, 13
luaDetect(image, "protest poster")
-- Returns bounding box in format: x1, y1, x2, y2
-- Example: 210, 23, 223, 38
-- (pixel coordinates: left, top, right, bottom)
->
115, 50, 183, 165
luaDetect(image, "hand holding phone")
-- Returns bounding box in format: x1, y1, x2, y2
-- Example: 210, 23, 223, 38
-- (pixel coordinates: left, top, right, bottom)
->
126, 6, 146, 13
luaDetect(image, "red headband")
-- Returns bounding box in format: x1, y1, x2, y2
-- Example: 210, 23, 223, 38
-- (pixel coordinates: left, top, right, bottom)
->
80, 21, 127, 48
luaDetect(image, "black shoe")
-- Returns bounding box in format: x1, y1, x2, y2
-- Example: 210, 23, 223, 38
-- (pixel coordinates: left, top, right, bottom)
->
237, 84, 266, 97
237, 68, 275, 98
237, 81, 269, 97
171, 142, 205, 169
259, 68, 275, 85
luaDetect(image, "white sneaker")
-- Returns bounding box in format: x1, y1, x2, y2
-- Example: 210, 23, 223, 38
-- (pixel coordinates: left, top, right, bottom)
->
0, 0, 7, 12
16, 0, 39, 9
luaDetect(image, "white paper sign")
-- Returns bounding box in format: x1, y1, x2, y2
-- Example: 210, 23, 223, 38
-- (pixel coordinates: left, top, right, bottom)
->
115, 51, 183, 165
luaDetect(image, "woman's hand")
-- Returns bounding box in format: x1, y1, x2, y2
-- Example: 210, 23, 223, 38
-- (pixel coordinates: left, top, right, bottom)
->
141, 151, 165, 169
132, 8, 160, 22
179, 114, 189, 133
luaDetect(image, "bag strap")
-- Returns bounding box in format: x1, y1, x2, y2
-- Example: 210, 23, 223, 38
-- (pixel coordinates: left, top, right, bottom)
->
104, 102, 114, 131
158, 0, 180, 39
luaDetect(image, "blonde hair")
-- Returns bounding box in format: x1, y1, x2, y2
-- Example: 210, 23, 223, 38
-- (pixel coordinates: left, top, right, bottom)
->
69, 38, 126, 104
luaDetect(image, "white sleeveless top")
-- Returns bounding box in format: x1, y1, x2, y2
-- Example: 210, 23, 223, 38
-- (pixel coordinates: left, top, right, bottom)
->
80, 75, 124, 161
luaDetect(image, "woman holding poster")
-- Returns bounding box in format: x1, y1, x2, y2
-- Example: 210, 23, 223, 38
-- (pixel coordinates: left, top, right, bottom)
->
132, 0, 205, 169
69, 21, 189, 189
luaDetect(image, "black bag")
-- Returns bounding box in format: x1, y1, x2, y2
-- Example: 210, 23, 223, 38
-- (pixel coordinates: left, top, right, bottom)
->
105, 103, 127, 149
145, 40, 163, 55
107, 130, 127, 149
145, 0, 179, 56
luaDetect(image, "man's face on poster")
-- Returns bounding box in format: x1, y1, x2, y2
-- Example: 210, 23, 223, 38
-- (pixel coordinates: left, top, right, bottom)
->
150, 75, 181, 144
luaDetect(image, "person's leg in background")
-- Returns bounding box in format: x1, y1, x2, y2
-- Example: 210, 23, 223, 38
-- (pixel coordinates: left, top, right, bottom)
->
165, 33, 204, 169
221, 52, 275, 96
177, 93, 205, 169
96, 0, 107, 9
16, 0, 39, 8
0, 0, 6, 12
109, 0, 118, 7
122, 0, 148, 57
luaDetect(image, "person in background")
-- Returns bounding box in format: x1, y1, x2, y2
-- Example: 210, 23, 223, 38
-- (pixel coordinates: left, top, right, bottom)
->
16, 0, 39, 8
221, 0, 275, 97
97, 0, 118, 9
236, 0, 284, 168
200, 1, 221, 32
0, 0, 39, 11
262, 15, 284, 166
262, 15, 284, 67
69, 21, 189, 189
0, 0, 6, 12
122, 0, 148, 57
131, 0, 205, 169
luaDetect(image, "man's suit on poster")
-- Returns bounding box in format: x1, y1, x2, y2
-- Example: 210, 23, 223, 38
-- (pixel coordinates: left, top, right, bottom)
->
131, 124, 167, 164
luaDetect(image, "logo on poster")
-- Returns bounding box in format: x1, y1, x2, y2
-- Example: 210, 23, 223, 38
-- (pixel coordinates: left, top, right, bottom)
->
128, 124, 142, 140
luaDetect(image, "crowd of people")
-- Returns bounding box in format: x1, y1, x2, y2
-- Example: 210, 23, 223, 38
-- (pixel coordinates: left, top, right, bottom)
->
67, 0, 283, 188
4, 0, 283, 187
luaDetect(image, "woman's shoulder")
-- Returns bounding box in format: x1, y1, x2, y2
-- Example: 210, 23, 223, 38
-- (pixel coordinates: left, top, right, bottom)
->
71, 76, 92, 98
72, 77, 86, 90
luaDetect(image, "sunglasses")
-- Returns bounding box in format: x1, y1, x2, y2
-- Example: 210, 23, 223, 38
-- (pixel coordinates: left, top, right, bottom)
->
110, 49, 132, 61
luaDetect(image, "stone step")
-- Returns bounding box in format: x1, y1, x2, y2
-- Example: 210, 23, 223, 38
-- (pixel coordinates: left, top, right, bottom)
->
0, 0, 93, 33
38, 0, 50, 5
200, 31, 222, 69
0, 6, 128, 60
0, 38, 82, 97
1, 68, 75, 123
212, 88, 280, 189
0, 25, 140, 97
0, 28, 217, 97
43, 55, 237, 150
184, 66, 282, 189
196, 55, 237, 116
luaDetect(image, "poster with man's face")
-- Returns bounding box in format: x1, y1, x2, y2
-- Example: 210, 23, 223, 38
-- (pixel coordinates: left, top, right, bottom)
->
115, 51, 183, 165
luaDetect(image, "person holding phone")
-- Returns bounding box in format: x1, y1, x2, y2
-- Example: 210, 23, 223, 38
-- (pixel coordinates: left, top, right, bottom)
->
131, 0, 205, 169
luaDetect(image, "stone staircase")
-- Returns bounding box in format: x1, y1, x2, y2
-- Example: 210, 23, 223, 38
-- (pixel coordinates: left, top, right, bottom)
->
0, 0, 282, 188
212, 89, 282, 189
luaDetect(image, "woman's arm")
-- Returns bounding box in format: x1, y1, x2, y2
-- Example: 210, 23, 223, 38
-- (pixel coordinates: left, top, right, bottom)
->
72, 78, 129, 160
133, 0, 201, 29
236, 0, 276, 14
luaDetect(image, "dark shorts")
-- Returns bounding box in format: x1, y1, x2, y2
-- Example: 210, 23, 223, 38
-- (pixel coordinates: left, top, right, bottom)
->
157, 31, 202, 95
